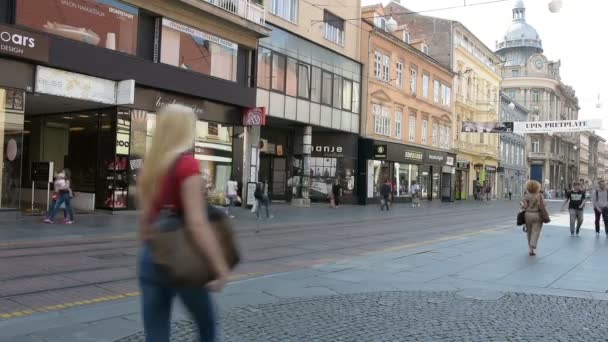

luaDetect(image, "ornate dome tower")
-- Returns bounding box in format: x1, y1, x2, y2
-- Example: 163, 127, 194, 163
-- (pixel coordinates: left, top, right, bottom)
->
495, 0, 543, 66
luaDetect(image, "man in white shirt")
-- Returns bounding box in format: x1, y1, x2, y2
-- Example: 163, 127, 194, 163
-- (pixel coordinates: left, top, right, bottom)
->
225, 178, 239, 218
593, 180, 608, 235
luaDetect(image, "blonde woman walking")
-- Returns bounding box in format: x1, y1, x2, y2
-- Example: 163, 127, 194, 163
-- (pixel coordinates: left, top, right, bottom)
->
137, 104, 230, 342
521, 180, 547, 256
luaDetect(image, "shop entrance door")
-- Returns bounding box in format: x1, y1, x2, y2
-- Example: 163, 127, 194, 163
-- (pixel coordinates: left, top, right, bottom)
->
259, 155, 287, 201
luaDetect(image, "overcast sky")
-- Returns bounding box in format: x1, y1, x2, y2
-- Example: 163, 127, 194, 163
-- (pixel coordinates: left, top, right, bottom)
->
359, 0, 607, 137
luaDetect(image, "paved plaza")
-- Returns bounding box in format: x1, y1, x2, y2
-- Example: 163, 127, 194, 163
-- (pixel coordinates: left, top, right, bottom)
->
3, 202, 608, 341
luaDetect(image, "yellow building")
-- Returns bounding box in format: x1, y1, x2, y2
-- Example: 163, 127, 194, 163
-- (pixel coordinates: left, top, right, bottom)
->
452, 28, 502, 200
386, 2, 502, 199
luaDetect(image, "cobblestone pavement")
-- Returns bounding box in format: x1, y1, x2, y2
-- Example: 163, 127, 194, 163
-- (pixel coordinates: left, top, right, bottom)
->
117, 290, 608, 342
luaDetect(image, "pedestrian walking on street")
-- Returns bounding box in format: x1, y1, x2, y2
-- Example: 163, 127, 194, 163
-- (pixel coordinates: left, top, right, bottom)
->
331, 179, 342, 208
561, 182, 585, 236
44, 169, 74, 224
508, 190, 512, 201
225, 177, 239, 218
380, 179, 391, 211
136, 104, 230, 342
522, 180, 548, 256
593, 180, 608, 236
410, 181, 421, 207
254, 180, 273, 220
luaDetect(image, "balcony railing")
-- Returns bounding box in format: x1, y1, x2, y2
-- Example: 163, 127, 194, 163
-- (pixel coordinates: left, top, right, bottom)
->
496, 39, 542, 50
455, 37, 497, 72
203, 0, 266, 25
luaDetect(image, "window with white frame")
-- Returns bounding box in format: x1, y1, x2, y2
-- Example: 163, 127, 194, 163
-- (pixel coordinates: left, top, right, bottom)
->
422, 74, 429, 98
506, 143, 510, 163
374, 51, 390, 82
500, 141, 504, 159
403, 31, 410, 43
532, 89, 540, 103
440, 84, 451, 106
445, 125, 450, 148
532, 140, 540, 152
323, 11, 345, 46
432, 123, 438, 146
410, 68, 417, 95
374, 14, 387, 31
396, 62, 404, 89
409, 114, 416, 142
421, 119, 428, 144
270, 0, 297, 22
421, 44, 429, 55
395, 109, 402, 138
433, 80, 439, 103
373, 103, 391, 136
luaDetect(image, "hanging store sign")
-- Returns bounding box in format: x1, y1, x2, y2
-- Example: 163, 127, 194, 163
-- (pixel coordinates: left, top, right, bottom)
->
35, 66, 135, 105
514, 119, 602, 133
0, 24, 49, 62
243, 107, 266, 126
462, 122, 513, 133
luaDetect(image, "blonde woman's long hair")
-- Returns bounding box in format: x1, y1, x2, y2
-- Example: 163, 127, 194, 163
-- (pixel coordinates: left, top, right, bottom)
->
138, 104, 197, 208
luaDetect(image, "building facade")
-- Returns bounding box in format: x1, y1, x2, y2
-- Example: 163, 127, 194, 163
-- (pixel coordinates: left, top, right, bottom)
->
496, 0, 580, 191
248, 0, 363, 206
386, 2, 502, 200
0, 0, 268, 216
498, 93, 528, 199
600, 143, 608, 182
358, 4, 456, 204
578, 132, 605, 188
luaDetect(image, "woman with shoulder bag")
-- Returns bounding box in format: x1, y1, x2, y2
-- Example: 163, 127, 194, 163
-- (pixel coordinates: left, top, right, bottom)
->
137, 104, 231, 342
521, 180, 549, 256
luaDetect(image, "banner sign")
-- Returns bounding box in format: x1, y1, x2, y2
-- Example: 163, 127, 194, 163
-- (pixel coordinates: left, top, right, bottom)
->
514, 119, 602, 133
462, 122, 513, 133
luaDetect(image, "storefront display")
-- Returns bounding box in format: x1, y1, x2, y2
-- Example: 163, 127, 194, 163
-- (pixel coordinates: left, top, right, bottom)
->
16, 0, 139, 55
0, 88, 24, 210
360, 139, 455, 204
307, 133, 357, 203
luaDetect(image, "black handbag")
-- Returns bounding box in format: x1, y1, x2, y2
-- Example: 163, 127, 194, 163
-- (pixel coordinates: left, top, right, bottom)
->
517, 210, 526, 226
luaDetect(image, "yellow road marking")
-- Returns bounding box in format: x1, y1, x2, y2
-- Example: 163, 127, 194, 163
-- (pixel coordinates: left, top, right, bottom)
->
0, 234, 136, 248
0, 272, 267, 320
0, 228, 506, 320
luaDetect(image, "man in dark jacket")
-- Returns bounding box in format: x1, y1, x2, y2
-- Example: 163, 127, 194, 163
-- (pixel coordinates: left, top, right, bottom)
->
380, 179, 392, 211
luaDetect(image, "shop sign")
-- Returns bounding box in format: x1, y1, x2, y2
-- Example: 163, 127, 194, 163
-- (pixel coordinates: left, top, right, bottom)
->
0, 24, 49, 62
374, 145, 387, 159
35, 66, 135, 105
311, 133, 357, 158
446, 156, 455, 166
425, 152, 446, 165
243, 107, 266, 126
497, 167, 505, 173
31, 161, 54, 183
404, 150, 423, 162
457, 160, 470, 169
485, 166, 497, 172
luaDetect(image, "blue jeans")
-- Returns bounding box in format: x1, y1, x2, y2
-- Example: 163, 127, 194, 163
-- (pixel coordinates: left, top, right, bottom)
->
227, 195, 236, 215
138, 245, 216, 342
49, 191, 74, 221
